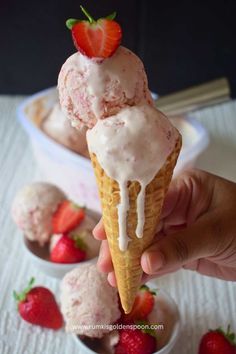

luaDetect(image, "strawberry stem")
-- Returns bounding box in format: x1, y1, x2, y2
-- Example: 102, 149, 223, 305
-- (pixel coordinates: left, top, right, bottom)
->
13, 277, 35, 303
106, 11, 117, 20
135, 320, 157, 338
140, 284, 157, 295
73, 234, 87, 251
66, 18, 80, 30
71, 201, 85, 210
80, 5, 95, 23
217, 325, 236, 346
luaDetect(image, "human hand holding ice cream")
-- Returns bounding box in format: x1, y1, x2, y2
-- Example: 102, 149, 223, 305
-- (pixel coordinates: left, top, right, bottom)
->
94, 169, 236, 283
58, 7, 181, 313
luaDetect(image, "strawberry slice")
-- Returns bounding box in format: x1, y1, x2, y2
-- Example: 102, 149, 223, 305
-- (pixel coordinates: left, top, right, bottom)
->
52, 200, 85, 234
50, 234, 86, 264
123, 285, 155, 322
66, 6, 122, 58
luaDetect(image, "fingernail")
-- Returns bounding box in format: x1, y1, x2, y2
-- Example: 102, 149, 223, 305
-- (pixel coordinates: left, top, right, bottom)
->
141, 251, 165, 274
92, 223, 100, 238
97, 246, 104, 267
107, 272, 117, 287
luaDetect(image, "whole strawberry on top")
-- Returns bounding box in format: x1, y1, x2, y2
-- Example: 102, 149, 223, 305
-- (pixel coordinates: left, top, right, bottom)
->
199, 325, 236, 354
13, 278, 63, 330
66, 5, 122, 58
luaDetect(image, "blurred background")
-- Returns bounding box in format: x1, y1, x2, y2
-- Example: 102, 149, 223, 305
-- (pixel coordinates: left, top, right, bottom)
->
1, 0, 236, 96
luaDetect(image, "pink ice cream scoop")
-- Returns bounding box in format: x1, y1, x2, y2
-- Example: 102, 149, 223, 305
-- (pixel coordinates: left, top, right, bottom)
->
60, 264, 121, 338
41, 103, 90, 157
58, 46, 153, 129
12, 182, 66, 246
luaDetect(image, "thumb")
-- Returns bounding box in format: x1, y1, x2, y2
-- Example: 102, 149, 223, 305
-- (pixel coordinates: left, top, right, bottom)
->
141, 215, 218, 275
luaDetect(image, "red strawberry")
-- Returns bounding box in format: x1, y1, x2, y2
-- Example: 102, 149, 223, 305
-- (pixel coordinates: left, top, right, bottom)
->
66, 6, 122, 58
199, 326, 236, 354
52, 200, 85, 234
123, 285, 155, 322
115, 327, 156, 354
13, 278, 63, 330
50, 234, 86, 264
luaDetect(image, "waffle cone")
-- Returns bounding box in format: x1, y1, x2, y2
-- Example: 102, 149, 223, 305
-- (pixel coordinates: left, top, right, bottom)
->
90, 136, 181, 313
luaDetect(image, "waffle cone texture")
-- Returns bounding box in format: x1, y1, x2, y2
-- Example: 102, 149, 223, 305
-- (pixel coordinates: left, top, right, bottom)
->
90, 136, 182, 314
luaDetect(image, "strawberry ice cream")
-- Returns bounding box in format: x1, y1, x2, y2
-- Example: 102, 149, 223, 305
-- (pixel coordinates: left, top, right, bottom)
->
60, 264, 121, 338
50, 214, 100, 259
41, 103, 89, 157
12, 182, 66, 246
58, 46, 153, 129
58, 11, 181, 318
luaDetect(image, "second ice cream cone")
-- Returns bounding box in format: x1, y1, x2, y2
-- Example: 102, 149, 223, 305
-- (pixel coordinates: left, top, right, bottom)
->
90, 136, 181, 313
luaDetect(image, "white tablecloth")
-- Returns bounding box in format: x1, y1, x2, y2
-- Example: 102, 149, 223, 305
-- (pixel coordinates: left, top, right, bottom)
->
0, 96, 235, 354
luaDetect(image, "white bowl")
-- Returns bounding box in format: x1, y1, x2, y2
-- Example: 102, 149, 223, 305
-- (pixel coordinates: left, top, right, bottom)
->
17, 87, 209, 213
72, 286, 181, 354
22, 209, 101, 279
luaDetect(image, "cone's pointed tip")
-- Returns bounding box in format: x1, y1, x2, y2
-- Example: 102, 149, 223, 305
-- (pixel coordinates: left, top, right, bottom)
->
124, 308, 132, 314
121, 301, 133, 314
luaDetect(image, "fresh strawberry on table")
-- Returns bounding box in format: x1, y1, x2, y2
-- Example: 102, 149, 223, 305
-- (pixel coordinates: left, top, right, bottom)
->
115, 326, 156, 354
199, 325, 236, 354
66, 5, 122, 58
50, 234, 86, 263
123, 285, 155, 322
52, 200, 85, 234
13, 278, 63, 330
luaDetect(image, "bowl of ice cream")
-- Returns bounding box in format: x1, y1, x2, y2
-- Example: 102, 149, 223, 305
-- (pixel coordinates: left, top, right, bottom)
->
12, 182, 101, 278
17, 78, 209, 213
60, 264, 180, 354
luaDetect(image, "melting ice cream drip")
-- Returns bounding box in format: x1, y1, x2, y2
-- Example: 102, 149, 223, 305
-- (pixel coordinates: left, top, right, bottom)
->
117, 180, 149, 250
136, 182, 146, 238
117, 180, 130, 251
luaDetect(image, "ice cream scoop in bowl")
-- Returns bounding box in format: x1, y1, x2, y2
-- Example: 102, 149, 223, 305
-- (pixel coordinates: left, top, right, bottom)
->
73, 286, 181, 354
73, 286, 180, 354
12, 182, 101, 279
60, 264, 180, 354
23, 206, 101, 279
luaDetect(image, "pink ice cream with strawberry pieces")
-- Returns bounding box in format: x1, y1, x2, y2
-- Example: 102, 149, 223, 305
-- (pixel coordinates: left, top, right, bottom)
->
58, 46, 153, 129
11, 182, 66, 246
60, 264, 121, 338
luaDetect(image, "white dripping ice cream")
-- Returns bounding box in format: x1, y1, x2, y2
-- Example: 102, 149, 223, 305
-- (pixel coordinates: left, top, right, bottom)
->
87, 104, 180, 251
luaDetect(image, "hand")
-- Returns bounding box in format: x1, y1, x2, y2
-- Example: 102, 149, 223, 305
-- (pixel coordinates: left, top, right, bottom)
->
93, 169, 236, 286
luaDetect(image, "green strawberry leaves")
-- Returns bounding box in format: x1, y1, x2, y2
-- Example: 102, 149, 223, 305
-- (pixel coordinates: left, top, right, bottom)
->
66, 19, 81, 30
140, 284, 157, 296
66, 6, 117, 30
13, 277, 35, 303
